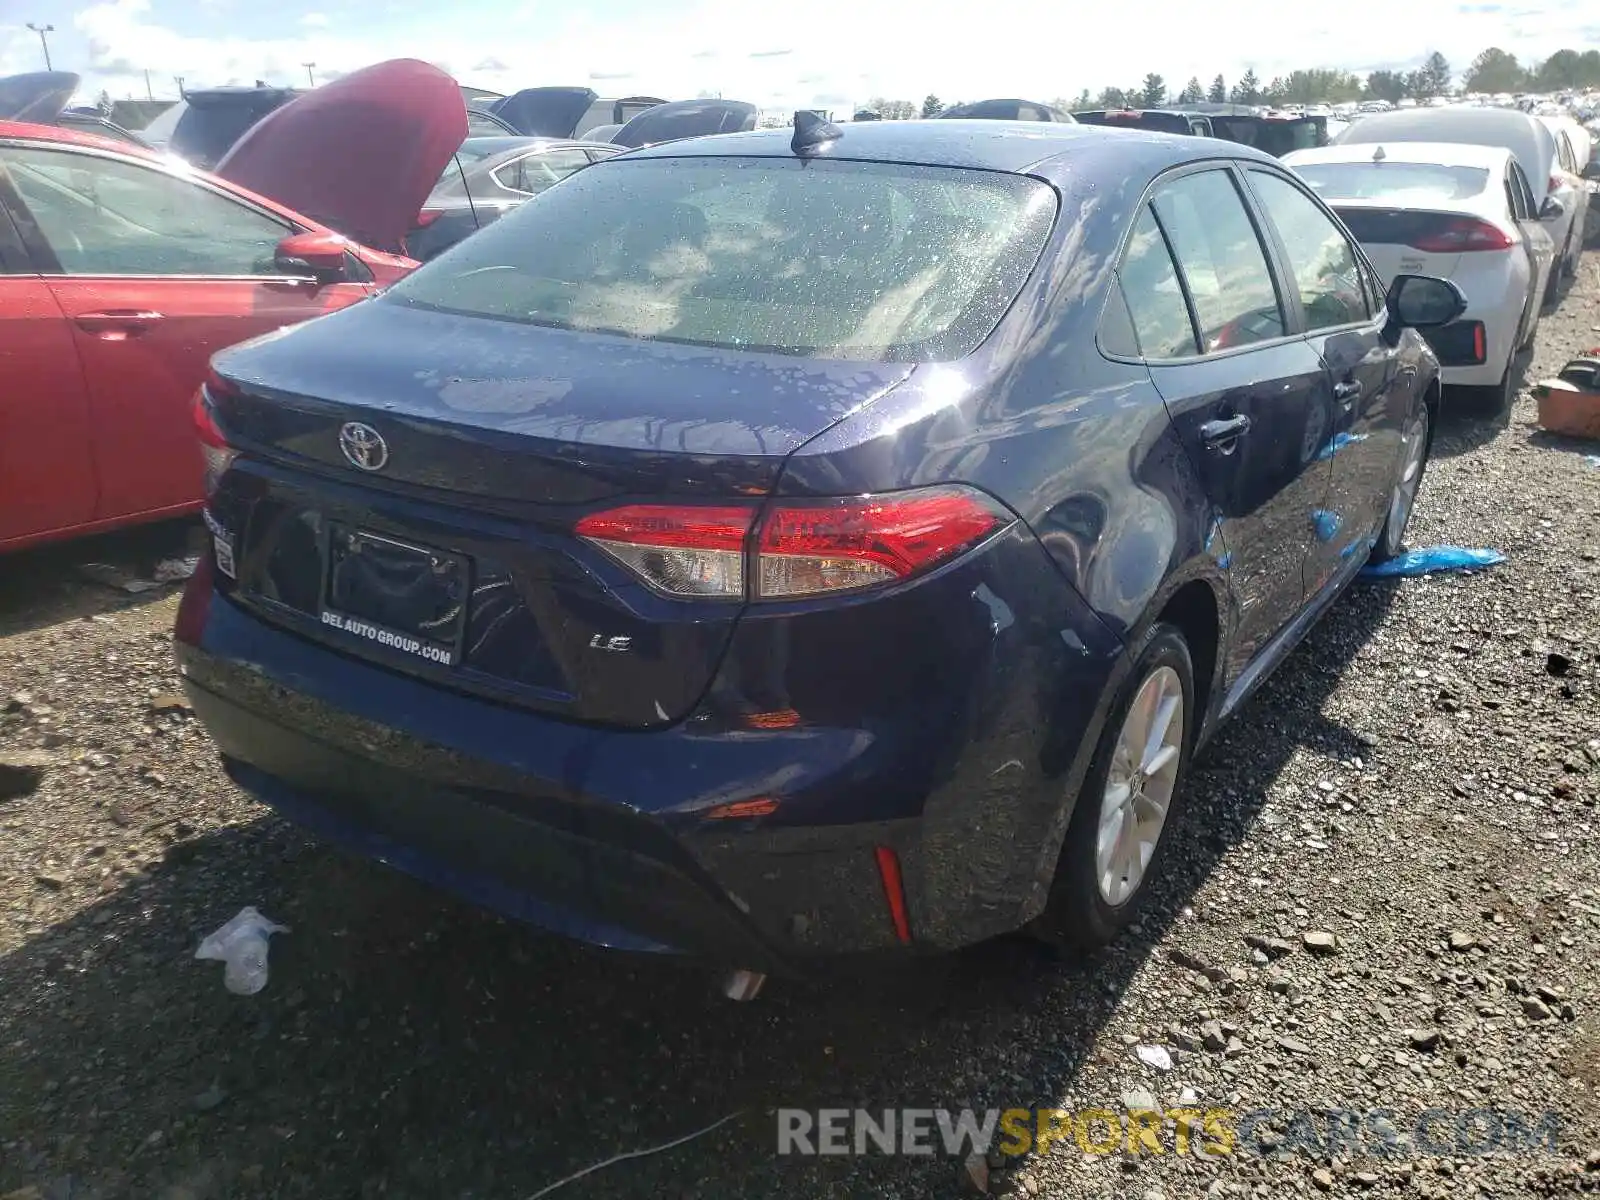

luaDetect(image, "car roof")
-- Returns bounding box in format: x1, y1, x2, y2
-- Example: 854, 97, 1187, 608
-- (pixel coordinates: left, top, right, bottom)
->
0, 117, 169, 161
1285, 141, 1512, 168
616, 118, 1280, 176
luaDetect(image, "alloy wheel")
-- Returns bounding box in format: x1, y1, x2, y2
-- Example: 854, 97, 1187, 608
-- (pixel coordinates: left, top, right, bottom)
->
1095, 665, 1184, 907
1384, 406, 1429, 557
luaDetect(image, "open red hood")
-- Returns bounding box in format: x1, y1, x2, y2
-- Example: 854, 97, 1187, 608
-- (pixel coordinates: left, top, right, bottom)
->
215, 59, 466, 253
0, 72, 79, 123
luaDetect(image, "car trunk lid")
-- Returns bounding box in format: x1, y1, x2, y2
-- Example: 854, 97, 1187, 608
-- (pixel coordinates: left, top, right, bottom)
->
215, 60, 466, 252
490, 87, 597, 137
1332, 204, 1467, 282
0, 71, 78, 123
205, 299, 913, 728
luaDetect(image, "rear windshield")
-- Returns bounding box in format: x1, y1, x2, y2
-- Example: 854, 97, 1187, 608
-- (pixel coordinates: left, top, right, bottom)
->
1295, 162, 1491, 203
387, 157, 1057, 362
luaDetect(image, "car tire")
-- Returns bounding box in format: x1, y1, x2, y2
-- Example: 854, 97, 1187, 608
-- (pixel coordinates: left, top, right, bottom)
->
1369, 399, 1431, 564
1462, 355, 1517, 416
1029, 623, 1194, 952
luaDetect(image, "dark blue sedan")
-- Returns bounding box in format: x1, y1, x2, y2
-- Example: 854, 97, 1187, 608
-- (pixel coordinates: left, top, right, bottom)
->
177, 118, 1463, 977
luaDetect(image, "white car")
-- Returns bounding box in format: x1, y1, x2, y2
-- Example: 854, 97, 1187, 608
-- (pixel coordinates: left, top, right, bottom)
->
1286, 141, 1556, 411
1539, 114, 1590, 277
1333, 106, 1571, 307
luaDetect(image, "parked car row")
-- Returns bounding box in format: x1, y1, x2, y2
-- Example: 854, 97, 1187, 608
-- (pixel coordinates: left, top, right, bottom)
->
1285, 105, 1595, 411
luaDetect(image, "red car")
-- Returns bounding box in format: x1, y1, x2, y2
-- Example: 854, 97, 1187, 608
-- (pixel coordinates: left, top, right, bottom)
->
0, 59, 466, 552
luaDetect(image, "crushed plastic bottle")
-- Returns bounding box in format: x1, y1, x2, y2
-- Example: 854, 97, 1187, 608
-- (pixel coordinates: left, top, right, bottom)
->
195, 906, 289, 995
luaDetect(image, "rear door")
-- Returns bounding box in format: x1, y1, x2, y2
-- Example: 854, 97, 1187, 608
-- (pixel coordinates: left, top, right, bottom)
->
0, 174, 96, 544
0, 141, 375, 523
1243, 167, 1400, 587
1128, 166, 1335, 679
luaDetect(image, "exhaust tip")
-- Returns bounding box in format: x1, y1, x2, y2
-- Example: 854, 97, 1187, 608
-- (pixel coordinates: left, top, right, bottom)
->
720, 968, 767, 1002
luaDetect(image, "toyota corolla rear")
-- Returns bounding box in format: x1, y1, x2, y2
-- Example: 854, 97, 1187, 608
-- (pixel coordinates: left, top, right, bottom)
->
1289, 152, 1527, 388
175, 146, 1122, 969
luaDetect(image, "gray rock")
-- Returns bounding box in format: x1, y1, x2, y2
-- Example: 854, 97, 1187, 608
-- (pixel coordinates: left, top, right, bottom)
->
1245, 934, 1295, 960
1312, 1168, 1334, 1191
1448, 931, 1477, 952
1521, 996, 1554, 1021
1408, 1029, 1442, 1052
1303, 931, 1339, 955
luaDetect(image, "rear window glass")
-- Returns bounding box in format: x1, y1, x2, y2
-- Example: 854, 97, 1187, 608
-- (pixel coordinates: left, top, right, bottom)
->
1294, 162, 1491, 203
388, 157, 1057, 363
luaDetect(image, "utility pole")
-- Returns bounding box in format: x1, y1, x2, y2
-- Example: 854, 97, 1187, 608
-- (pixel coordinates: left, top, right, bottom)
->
25, 22, 54, 72
303, 62, 316, 87
144, 69, 153, 100
174, 75, 185, 98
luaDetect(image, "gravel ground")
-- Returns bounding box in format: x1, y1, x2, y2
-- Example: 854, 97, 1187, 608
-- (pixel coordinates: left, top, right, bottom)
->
2, 254, 1599, 1200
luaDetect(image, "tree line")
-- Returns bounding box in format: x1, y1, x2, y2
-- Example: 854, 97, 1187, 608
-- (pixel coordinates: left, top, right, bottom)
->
866, 47, 1600, 119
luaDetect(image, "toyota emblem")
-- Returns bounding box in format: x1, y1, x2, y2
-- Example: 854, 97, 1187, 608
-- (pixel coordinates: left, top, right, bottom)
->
338, 422, 389, 472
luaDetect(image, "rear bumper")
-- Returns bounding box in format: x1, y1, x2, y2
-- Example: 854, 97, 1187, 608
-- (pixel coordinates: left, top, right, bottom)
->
176, 528, 1124, 969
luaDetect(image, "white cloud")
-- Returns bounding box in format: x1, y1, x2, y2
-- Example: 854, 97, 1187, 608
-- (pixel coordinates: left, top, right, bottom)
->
60, 0, 1600, 110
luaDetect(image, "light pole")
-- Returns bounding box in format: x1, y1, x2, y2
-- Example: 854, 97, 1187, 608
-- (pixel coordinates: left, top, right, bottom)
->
25, 22, 55, 72
303, 62, 316, 87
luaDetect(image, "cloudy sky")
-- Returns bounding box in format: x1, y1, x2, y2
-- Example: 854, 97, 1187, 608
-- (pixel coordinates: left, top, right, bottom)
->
2, 0, 1596, 110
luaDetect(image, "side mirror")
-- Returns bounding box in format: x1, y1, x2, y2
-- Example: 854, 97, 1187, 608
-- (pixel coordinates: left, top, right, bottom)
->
274, 231, 351, 282
1538, 196, 1565, 221
1582, 161, 1600, 181
1385, 274, 1467, 330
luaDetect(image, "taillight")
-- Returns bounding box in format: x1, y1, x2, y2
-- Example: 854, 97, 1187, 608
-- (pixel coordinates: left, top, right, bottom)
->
574, 485, 1009, 601
1549, 174, 1561, 195
193, 372, 239, 496
575, 505, 753, 598
415, 209, 444, 227
1407, 217, 1514, 253
757, 489, 1007, 597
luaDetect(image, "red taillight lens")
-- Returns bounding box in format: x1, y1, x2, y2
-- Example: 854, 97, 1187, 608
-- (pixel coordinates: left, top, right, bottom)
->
1408, 217, 1514, 253
574, 504, 754, 598
757, 488, 1007, 597
415, 209, 444, 227
574, 486, 1009, 601
1549, 175, 1561, 195
193, 372, 239, 495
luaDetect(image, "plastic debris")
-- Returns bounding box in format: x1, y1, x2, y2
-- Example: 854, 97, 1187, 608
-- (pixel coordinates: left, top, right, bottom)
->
195, 906, 289, 995
1311, 509, 1342, 543
1586, 455, 1600, 469
153, 555, 200, 583
1135, 1044, 1174, 1071
1361, 546, 1505, 579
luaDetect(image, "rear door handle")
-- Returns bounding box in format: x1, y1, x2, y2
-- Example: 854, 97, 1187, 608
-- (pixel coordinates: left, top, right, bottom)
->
1333, 380, 1363, 407
73, 310, 165, 340
1199, 413, 1252, 450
